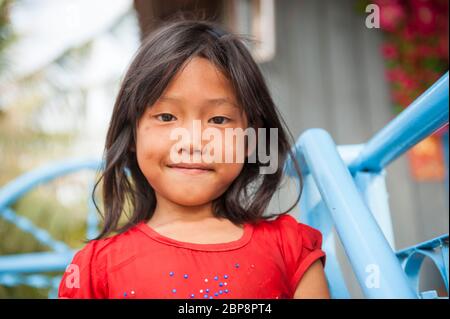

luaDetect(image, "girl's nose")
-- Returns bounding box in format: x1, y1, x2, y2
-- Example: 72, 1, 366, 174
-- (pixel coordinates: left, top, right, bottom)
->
178, 142, 202, 157
177, 119, 204, 160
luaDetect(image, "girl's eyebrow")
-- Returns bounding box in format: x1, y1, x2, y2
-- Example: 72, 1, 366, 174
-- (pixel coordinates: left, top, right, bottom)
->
159, 95, 239, 108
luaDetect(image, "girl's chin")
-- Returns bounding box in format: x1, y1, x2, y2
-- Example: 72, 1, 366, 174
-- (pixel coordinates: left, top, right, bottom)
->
150, 184, 220, 206
169, 198, 215, 207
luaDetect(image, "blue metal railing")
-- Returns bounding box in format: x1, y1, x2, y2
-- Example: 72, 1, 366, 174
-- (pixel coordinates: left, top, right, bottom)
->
397, 234, 448, 297
0, 159, 102, 297
349, 72, 449, 173
286, 71, 449, 298
298, 129, 417, 298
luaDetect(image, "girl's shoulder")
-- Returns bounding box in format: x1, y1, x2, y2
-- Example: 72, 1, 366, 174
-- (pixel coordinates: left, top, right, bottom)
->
253, 213, 324, 261
68, 223, 145, 269
253, 214, 326, 295
255, 213, 323, 247
58, 224, 144, 298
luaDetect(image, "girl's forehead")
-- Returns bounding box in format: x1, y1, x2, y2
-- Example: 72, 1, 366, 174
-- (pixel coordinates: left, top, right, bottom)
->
141, 56, 248, 124
162, 57, 238, 102
157, 95, 240, 110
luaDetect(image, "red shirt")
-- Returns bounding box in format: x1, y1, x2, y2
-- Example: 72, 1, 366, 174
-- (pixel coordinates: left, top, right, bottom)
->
58, 214, 326, 299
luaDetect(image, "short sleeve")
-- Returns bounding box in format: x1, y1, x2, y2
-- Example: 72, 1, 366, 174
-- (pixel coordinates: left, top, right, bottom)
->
274, 214, 326, 296
58, 240, 108, 299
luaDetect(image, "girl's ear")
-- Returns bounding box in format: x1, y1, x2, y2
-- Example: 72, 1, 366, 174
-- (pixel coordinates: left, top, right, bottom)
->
129, 144, 136, 152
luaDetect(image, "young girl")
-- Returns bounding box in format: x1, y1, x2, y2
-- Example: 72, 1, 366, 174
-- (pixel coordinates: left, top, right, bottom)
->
58, 20, 329, 299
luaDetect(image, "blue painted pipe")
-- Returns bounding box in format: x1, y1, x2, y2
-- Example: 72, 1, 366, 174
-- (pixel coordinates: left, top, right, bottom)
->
0, 158, 102, 210
349, 71, 449, 173
299, 129, 417, 298
0, 251, 76, 274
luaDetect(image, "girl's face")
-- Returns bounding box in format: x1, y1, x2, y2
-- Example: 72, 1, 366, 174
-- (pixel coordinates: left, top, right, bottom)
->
136, 57, 248, 207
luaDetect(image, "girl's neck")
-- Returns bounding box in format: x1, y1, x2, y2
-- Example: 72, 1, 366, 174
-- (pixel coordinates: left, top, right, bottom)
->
149, 193, 215, 227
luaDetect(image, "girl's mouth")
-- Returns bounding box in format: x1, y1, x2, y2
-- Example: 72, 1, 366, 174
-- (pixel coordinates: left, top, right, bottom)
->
166, 163, 214, 175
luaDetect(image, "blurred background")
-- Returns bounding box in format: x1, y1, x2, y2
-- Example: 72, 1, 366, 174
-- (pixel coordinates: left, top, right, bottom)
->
0, 0, 448, 298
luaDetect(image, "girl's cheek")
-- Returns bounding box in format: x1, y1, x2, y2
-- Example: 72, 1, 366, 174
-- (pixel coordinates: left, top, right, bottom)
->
214, 134, 246, 182
221, 131, 247, 164
215, 162, 245, 189
136, 127, 173, 158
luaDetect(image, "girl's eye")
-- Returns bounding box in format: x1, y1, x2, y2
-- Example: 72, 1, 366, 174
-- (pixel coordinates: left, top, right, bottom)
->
209, 116, 230, 125
156, 113, 176, 122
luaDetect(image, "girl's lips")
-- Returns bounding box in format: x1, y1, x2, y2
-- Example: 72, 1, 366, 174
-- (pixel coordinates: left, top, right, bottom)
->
167, 164, 214, 175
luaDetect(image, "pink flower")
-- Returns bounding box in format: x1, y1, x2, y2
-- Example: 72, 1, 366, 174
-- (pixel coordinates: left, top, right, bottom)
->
401, 24, 417, 40
381, 43, 399, 59
400, 76, 417, 91
373, 0, 401, 6
385, 68, 408, 83
410, 0, 438, 35
385, 68, 398, 82
379, 2, 406, 32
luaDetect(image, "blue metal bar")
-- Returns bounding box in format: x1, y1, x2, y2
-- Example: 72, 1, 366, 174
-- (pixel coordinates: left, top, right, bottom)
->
0, 207, 70, 252
0, 158, 102, 211
396, 234, 449, 295
0, 251, 76, 274
0, 159, 103, 297
442, 242, 449, 292
298, 174, 351, 298
0, 273, 57, 289
349, 71, 449, 173
299, 129, 417, 298
396, 234, 449, 255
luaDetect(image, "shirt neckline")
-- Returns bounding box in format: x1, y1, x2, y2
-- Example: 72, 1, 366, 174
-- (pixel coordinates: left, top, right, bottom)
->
136, 220, 254, 252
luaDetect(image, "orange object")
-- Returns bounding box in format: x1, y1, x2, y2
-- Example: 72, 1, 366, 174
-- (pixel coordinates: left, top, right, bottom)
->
407, 135, 445, 181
